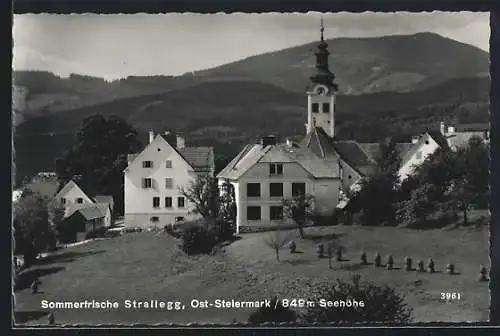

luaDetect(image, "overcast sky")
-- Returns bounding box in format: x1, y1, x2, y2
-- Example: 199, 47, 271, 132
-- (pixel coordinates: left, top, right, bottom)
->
13, 12, 490, 80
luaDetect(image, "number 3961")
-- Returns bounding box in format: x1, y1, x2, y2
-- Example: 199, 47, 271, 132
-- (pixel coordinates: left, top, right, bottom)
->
441, 292, 461, 300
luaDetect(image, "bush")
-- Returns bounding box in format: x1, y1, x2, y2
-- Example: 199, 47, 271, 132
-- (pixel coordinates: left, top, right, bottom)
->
207, 217, 235, 242
302, 275, 412, 324
180, 223, 217, 255
248, 297, 297, 324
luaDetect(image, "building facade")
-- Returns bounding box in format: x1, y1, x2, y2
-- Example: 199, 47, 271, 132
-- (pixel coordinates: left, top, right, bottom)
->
124, 131, 214, 229
217, 137, 341, 233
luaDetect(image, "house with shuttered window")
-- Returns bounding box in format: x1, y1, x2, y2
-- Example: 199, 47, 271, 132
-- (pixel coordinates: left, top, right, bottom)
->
123, 131, 214, 229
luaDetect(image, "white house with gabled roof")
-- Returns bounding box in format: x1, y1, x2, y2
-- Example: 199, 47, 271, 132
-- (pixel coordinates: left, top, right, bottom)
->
124, 131, 215, 229
54, 178, 114, 227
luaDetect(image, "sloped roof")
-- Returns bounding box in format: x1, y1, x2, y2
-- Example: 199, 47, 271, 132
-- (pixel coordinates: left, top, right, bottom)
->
217, 142, 339, 180
127, 154, 139, 163
94, 195, 114, 210
127, 134, 214, 171
217, 144, 253, 179
400, 131, 449, 167
66, 203, 109, 221
71, 176, 100, 199
300, 127, 339, 160
217, 144, 270, 180
178, 146, 214, 170
333, 140, 374, 167
57, 178, 99, 200
428, 131, 450, 149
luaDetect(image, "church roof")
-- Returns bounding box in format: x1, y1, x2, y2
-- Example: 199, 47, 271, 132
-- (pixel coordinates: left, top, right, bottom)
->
301, 127, 376, 176
301, 127, 415, 177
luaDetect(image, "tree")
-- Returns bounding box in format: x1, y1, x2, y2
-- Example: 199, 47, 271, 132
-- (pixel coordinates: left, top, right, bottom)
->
180, 173, 220, 219
349, 173, 398, 226
217, 180, 237, 238
412, 148, 459, 197
55, 114, 141, 216
263, 227, 292, 262
282, 193, 314, 238
219, 180, 237, 224
376, 137, 401, 176
348, 138, 401, 226
457, 136, 489, 195
449, 177, 475, 226
396, 183, 439, 229
13, 191, 54, 265
48, 201, 65, 243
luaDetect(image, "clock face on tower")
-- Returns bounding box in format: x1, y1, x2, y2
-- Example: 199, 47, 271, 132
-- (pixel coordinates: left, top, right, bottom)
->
314, 84, 328, 96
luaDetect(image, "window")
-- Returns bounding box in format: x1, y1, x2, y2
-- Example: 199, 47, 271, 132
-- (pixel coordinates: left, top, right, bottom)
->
165, 197, 172, 208
247, 206, 261, 221
142, 178, 153, 188
269, 163, 283, 176
177, 197, 185, 208
292, 182, 306, 196
165, 160, 172, 168
416, 151, 422, 160
176, 216, 185, 222
76, 197, 83, 204
247, 183, 260, 197
270, 183, 283, 197
348, 175, 352, 180
153, 197, 160, 208
165, 178, 173, 189
142, 160, 153, 168
311, 103, 319, 113
425, 140, 429, 145
150, 216, 159, 222
60, 198, 66, 205
322, 103, 330, 113
270, 206, 283, 220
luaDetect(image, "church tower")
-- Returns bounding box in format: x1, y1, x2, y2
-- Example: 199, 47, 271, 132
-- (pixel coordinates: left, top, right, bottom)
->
305, 17, 338, 138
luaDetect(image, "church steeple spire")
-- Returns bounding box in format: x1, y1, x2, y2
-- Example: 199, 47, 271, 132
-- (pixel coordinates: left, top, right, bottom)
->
308, 17, 338, 92
320, 15, 324, 41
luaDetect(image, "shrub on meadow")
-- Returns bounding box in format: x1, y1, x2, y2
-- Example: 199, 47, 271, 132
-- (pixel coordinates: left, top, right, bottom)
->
302, 275, 412, 323
180, 223, 217, 255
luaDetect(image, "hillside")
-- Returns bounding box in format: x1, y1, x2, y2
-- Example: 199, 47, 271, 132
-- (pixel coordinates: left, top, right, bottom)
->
12, 32, 489, 124
14, 76, 490, 186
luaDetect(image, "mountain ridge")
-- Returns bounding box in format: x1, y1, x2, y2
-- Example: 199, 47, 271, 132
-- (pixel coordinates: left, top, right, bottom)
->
13, 32, 489, 124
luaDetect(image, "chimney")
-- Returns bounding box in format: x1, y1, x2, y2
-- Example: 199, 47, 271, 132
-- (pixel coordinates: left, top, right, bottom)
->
411, 136, 419, 144
440, 121, 445, 135
176, 133, 185, 149
261, 135, 277, 147
148, 130, 155, 144
447, 126, 455, 134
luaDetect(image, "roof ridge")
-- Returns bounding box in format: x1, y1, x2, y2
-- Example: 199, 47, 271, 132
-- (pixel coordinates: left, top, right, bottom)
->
314, 129, 326, 159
